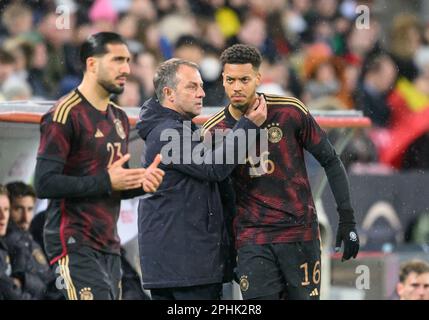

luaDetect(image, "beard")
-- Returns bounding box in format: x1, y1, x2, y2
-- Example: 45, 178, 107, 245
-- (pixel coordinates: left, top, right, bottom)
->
231, 102, 249, 113
98, 78, 125, 95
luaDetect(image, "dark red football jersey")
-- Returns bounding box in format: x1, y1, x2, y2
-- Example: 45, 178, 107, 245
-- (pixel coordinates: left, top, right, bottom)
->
203, 94, 323, 248
37, 89, 130, 263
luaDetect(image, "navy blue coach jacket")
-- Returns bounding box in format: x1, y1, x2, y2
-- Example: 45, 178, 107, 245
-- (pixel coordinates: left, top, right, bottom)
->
136, 98, 258, 289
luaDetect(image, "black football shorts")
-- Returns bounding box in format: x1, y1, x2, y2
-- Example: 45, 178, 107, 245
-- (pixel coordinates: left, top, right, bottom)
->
236, 239, 322, 300
54, 245, 122, 300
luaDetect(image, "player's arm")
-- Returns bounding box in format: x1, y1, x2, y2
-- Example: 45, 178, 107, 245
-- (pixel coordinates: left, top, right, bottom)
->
167, 96, 267, 181
34, 113, 113, 199
35, 158, 112, 199
35, 155, 163, 199
298, 107, 359, 261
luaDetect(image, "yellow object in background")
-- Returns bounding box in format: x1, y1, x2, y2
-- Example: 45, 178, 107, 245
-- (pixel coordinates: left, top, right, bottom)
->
396, 77, 429, 112
215, 7, 241, 38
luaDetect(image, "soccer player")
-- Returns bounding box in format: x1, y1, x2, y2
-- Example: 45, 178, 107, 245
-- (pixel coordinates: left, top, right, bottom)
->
34, 32, 164, 300
202, 44, 360, 300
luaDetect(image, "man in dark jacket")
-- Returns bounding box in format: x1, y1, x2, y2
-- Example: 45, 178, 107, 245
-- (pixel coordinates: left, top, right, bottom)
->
5, 182, 61, 299
136, 58, 267, 300
0, 184, 31, 300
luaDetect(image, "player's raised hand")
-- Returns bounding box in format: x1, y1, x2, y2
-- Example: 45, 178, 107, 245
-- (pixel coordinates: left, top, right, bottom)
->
142, 154, 165, 193
108, 154, 148, 191
245, 94, 267, 127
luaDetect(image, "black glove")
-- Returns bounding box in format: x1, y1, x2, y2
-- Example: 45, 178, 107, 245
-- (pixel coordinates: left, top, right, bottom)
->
335, 209, 359, 262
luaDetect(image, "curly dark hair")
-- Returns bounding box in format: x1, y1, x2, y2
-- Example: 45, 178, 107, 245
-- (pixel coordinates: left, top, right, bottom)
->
220, 44, 262, 70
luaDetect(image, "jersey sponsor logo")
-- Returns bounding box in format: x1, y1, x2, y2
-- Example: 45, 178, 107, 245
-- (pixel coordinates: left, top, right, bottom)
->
67, 236, 76, 244
239, 275, 249, 292
79, 287, 94, 300
32, 248, 48, 265
266, 123, 283, 143
114, 119, 126, 140
94, 128, 104, 138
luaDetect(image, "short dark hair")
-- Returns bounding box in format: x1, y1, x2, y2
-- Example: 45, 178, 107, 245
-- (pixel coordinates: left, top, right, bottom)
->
175, 35, 203, 50
399, 259, 429, 283
6, 181, 36, 202
153, 58, 199, 103
361, 52, 395, 79
80, 32, 127, 71
220, 44, 262, 70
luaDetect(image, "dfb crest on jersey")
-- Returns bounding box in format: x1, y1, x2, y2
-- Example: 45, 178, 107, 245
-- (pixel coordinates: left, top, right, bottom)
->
79, 287, 94, 300
266, 123, 283, 143
239, 275, 249, 292
114, 119, 126, 140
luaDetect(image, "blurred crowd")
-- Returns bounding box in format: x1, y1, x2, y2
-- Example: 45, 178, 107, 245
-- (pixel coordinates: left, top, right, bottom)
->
1, 0, 429, 170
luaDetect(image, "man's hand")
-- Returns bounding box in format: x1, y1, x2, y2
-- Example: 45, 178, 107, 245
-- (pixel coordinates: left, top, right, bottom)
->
142, 154, 165, 193
108, 154, 149, 191
335, 222, 360, 262
245, 94, 267, 127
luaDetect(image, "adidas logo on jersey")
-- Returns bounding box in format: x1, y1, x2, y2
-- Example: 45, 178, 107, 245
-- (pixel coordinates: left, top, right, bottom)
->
309, 288, 319, 297
94, 129, 104, 138
67, 237, 76, 244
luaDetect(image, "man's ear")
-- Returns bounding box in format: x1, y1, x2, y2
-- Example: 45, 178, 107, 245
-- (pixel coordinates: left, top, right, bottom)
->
86, 57, 97, 73
255, 71, 261, 86
222, 72, 226, 85
163, 87, 174, 102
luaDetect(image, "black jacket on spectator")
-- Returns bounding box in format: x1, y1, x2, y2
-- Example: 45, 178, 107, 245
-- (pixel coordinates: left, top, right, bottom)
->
0, 237, 30, 299
355, 82, 391, 127
4, 222, 59, 299
136, 98, 258, 289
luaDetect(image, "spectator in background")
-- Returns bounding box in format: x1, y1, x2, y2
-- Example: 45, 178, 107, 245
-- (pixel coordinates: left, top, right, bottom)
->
397, 259, 429, 300
173, 35, 226, 105
134, 50, 158, 101
1, 3, 33, 40
258, 57, 292, 96
355, 53, 398, 128
0, 184, 30, 300
117, 75, 142, 107
0, 49, 16, 100
5, 182, 60, 300
233, 14, 277, 62
390, 14, 421, 82
117, 13, 144, 55
344, 17, 381, 65
174, 35, 204, 65
0, 47, 15, 74
38, 10, 74, 98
